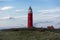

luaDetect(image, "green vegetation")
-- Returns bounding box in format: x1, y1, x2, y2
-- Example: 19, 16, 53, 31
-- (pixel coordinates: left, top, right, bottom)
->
0, 29, 60, 40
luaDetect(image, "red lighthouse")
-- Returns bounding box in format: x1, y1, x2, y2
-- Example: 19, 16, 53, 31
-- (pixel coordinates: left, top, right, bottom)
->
28, 6, 33, 29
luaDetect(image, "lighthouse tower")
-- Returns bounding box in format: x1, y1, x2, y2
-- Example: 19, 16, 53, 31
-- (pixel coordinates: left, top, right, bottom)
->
28, 6, 33, 29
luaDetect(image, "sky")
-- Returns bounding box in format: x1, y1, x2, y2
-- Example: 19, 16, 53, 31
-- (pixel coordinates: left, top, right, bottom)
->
0, 0, 60, 29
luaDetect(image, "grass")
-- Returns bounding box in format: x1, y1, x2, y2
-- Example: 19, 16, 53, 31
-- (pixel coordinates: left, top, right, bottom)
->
0, 29, 60, 40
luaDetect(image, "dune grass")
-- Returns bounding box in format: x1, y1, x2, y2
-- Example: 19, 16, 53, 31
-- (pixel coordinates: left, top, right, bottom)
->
0, 30, 60, 40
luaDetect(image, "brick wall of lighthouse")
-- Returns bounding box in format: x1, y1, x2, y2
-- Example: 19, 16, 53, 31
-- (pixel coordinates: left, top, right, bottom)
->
28, 6, 33, 29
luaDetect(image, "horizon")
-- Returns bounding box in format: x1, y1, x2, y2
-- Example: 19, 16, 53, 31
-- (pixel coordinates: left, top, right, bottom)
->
0, 0, 60, 29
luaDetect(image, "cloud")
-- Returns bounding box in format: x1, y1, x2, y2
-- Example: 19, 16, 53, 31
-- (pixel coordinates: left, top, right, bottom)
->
41, 15, 58, 19
0, 6, 13, 11
15, 9, 27, 13
0, 15, 27, 28
0, 15, 27, 20
38, 8, 60, 14
14, 15, 27, 18
0, 6, 13, 14
33, 14, 59, 21
35, 7, 60, 21
33, 14, 60, 29
0, 16, 13, 20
